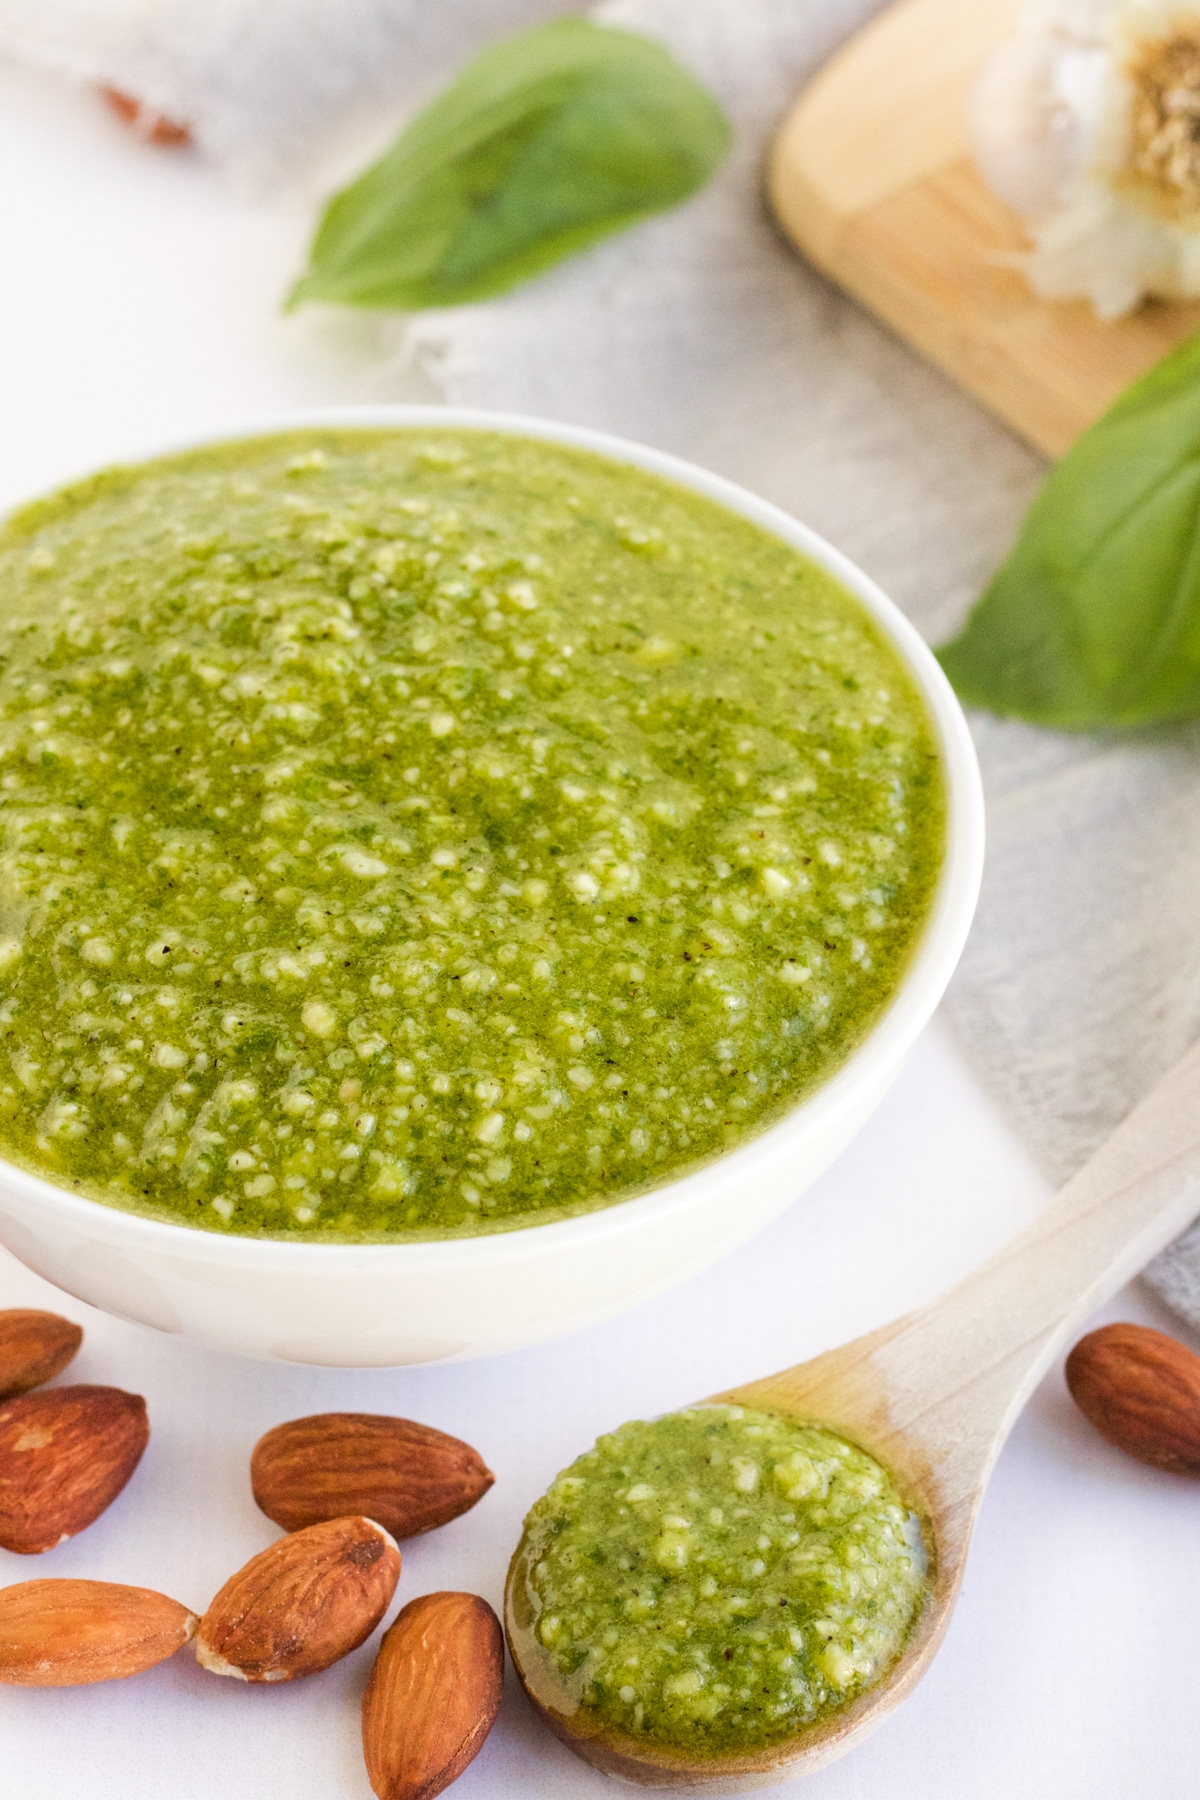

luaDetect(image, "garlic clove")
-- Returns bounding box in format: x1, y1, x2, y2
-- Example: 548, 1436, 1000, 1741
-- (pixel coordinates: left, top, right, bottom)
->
973, 32, 1075, 216
972, 29, 1109, 219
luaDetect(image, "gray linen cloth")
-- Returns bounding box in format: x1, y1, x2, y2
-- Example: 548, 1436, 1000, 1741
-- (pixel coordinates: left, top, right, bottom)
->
6, 0, 1200, 1318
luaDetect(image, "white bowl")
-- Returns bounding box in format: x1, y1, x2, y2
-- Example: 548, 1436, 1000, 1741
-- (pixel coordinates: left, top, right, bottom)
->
0, 408, 983, 1366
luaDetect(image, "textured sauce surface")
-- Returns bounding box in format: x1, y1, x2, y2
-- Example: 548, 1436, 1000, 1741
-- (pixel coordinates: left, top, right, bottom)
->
510, 1406, 928, 1756
0, 429, 942, 1239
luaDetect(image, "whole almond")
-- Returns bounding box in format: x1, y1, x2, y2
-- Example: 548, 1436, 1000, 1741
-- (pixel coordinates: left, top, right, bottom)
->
362, 1592, 503, 1800
0, 1310, 82, 1401
0, 1578, 196, 1686
0, 1385, 149, 1554
196, 1514, 400, 1683
252, 1413, 494, 1541
1066, 1322, 1200, 1473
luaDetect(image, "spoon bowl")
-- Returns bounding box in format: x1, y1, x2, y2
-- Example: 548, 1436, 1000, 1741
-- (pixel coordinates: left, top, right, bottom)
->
508, 1036, 1200, 1787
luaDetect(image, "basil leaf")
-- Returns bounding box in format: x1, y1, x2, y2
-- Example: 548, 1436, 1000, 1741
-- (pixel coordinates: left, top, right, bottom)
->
288, 18, 730, 312
938, 330, 1200, 729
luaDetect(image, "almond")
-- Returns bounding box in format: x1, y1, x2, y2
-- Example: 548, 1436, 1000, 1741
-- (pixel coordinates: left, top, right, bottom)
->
1066, 1322, 1200, 1473
252, 1413, 493, 1541
195, 1515, 400, 1683
0, 1310, 82, 1401
362, 1592, 503, 1800
0, 1578, 196, 1686
0, 1385, 149, 1554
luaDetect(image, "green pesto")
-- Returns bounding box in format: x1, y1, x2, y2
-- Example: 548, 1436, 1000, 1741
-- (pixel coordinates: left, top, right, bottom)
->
510, 1406, 928, 1756
0, 429, 943, 1240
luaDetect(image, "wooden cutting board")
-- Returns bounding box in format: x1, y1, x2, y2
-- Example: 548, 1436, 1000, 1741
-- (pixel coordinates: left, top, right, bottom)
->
767, 0, 1200, 456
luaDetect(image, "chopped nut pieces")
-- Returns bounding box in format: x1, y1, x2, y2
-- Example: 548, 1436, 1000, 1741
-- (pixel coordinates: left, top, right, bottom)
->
0, 1385, 149, 1554
251, 1413, 494, 1540
196, 1515, 400, 1683
0, 1578, 197, 1685
1066, 1322, 1200, 1474
0, 1310, 82, 1402
362, 1591, 504, 1800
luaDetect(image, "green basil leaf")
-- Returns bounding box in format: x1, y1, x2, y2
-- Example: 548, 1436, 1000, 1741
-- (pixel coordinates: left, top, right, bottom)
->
937, 330, 1200, 729
288, 18, 730, 312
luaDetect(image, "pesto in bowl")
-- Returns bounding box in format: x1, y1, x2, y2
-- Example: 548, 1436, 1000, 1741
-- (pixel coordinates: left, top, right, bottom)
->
0, 428, 943, 1241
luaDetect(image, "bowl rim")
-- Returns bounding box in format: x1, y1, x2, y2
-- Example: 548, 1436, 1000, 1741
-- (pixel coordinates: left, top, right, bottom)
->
0, 404, 984, 1269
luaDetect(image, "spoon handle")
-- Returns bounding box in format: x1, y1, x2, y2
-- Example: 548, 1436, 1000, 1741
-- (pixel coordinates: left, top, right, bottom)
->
735, 1037, 1200, 1554
854, 1035, 1200, 1531
881, 1031, 1200, 1421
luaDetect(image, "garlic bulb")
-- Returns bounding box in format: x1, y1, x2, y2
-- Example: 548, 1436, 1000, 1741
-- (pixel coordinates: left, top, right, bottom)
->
972, 1, 1200, 317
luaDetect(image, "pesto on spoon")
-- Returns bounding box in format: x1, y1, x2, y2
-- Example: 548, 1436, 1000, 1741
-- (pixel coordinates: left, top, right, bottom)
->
509, 1406, 926, 1758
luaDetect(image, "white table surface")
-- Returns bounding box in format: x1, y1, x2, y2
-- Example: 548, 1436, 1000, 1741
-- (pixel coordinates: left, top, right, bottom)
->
2, 59, 1199, 1800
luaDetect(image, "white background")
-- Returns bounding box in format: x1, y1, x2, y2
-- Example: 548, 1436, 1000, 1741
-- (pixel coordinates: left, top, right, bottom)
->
2, 60, 1199, 1800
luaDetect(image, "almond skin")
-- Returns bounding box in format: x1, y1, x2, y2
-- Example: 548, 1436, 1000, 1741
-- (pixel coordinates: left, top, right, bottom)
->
195, 1515, 400, 1683
101, 88, 192, 146
0, 1578, 196, 1685
0, 1311, 82, 1401
252, 1413, 494, 1541
362, 1592, 503, 1800
0, 1385, 149, 1554
1066, 1322, 1200, 1473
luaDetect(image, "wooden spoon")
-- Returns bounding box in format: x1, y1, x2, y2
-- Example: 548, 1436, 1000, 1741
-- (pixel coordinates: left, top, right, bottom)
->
507, 1038, 1200, 1789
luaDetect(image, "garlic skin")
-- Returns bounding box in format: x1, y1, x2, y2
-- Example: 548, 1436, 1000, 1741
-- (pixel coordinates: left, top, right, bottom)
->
972, 1, 1200, 318
973, 30, 1095, 216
